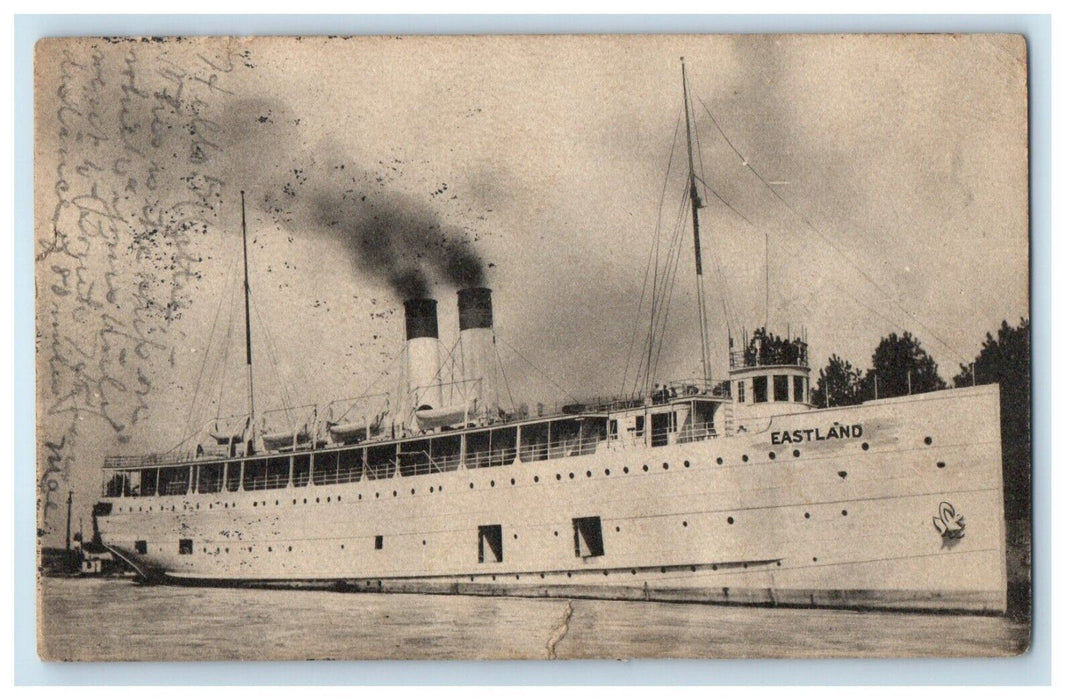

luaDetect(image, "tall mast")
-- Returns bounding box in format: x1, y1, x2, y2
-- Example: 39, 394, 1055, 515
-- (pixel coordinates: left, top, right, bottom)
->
681, 58, 714, 386
241, 191, 256, 453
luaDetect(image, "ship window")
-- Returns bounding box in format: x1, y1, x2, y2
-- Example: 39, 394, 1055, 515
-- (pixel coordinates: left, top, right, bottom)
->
365, 444, 396, 480
312, 451, 339, 485
635, 415, 645, 435
793, 376, 806, 403
774, 375, 789, 402
609, 419, 619, 439
430, 434, 462, 472
478, 524, 503, 563
374, 535, 383, 550
489, 427, 517, 467
225, 462, 241, 492
159, 466, 191, 496
337, 449, 363, 483
399, 438, 433, 477
135, 540, 147, 555
549, 419, 582, 460
752, 376, 768, 403
292, 454, 311, 487
139, 468, 158, 497
520, 423, 549, 463
178, 539, 193, 555
737, 381, 746, 403
573, 516, 604, 558
197, 462, 224, 494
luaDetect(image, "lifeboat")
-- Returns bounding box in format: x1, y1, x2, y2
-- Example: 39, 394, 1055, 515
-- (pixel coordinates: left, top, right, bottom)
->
261, 427, 311, 451
415, 402, 471, 430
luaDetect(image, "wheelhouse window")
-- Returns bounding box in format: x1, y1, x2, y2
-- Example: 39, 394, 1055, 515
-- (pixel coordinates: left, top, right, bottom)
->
489, 427, 517, 467
752, 376, 768, 403
519, 423, 549, 463
793, 375, 806, 403
737, 381, 746, 403
774, 375, 790, 402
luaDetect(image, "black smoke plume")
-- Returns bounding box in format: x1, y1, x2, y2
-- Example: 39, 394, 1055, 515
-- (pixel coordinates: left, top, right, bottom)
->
309, 188, 485, 300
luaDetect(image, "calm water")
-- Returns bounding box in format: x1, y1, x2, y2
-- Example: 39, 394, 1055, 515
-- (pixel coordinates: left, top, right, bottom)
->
39, 577, 1028, 661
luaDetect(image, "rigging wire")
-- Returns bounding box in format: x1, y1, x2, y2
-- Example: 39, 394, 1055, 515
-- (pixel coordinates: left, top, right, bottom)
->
620, 108, 683, 398
695, 94, 968, 364
180, 255, 237, 441
648, 184, 692, 386
496, 334, 580, 405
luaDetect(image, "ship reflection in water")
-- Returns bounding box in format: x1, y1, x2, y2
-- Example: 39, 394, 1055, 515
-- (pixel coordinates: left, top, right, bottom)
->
39, 577, 1026, 661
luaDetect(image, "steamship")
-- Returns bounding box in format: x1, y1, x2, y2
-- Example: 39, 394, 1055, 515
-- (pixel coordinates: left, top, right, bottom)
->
92, 63, 1007, 613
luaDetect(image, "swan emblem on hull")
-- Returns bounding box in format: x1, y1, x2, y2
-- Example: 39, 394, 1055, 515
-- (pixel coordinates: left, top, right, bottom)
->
933, 501, 966, 547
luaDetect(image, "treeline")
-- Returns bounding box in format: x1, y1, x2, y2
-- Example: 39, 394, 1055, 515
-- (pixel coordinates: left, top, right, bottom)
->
813, 319, 1031, 521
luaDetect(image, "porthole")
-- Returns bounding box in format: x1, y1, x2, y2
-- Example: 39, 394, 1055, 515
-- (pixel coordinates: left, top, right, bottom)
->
642, 465, 649, 472
316, 497, 321, 503
358, 494, 362, 500
684, 460, 690, 468
804, 512, 811, 519
554, 530, 559, 537
793, 449, 801, 458
742, 455, 749, 462
268, 546, 273, 552
615, 526, 620, 532
510, 478, 516, 485
623, 467, 630, 474
303, 498, 307, 504
490, 480, 495, 487
937, 461, 946, 469
422, 540, 427, 546
568, 473, 574, 479
585, 471, 592, 478
469, 483, 474, 489
716, 457, 724, 465
429, 487, 434, 493
813, 557, 818, 562
924, 436, 933, 445
682, 521, 688, 527
604, 469, 611, 476
274, 500, 278, 506
861, 442, 869, 451
288, 546, 292, 552
660, 567, 666, 573
534, 476, 540, 483
841, 509, 848, 516
662, 462, 669, 470
438, 486, 443, 492
513, 534, 518, 539
391, 491, 396, 498
556, 474, 562, 481
292, 499, 297, 505
375, 493, 380, 499
768, 452, 776, 460
727, 516, 735, 524
411, 488, 415, 495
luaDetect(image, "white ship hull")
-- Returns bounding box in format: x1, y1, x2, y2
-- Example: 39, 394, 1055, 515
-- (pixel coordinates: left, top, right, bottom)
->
96, 385, 1006, 613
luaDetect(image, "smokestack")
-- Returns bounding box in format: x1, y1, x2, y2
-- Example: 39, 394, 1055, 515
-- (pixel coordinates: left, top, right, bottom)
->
404, 298, 442, 410
458, 287, 497, 418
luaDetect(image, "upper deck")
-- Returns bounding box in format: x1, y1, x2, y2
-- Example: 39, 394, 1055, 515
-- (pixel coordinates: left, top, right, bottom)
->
100, 382, 730, 498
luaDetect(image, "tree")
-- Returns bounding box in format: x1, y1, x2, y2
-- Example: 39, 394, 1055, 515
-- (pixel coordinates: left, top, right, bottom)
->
953, 319, 1031, 518
953, 318, 1031, 619
862, 332, 946, 400
812, 354, 864, 407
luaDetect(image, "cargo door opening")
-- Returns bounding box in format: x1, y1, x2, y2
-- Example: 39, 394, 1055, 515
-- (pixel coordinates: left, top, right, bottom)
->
573, 516, 605, 558
478, 524, 503, 563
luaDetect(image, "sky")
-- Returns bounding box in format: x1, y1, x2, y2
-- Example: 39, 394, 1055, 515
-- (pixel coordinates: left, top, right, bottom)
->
34, 34, 1028, 540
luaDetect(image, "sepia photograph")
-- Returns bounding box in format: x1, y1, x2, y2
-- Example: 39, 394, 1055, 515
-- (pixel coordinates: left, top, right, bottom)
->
34, 32, 1031, 661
